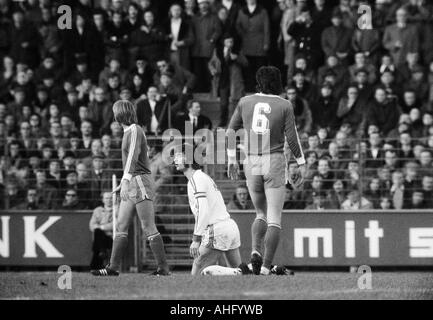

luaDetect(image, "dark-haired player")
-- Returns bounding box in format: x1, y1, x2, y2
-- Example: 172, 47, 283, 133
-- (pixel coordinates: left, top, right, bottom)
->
227, 66, 306, 275
173, 144, 242, 276
91, 100, 170, 276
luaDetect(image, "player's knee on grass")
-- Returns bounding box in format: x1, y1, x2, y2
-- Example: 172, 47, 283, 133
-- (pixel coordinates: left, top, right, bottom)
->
192, 249, 220, 275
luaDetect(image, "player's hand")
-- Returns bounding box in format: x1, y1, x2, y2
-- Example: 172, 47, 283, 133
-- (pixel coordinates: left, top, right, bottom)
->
120, 179, 130, 202
289, 164, 305, 188
228, 160, 240, 180
190, 241, 200, 259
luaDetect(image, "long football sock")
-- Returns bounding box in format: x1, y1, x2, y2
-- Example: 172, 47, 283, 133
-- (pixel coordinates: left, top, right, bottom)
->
109, 232, 128, 271
263, 224, 281, 269
148, 233, 169, 271
251, 218, 268, 256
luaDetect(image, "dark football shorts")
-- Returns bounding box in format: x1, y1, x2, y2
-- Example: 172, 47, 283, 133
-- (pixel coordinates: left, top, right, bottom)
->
127, 174, 156, 204
244, 153, 286, 192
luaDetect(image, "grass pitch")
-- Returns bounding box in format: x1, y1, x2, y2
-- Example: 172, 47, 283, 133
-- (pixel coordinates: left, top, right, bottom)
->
1, 271, 433, 300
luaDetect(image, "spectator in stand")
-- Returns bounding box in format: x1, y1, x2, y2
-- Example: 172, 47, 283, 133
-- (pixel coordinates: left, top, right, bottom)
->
321, 10, 352, 66
175, 100, 212, 135
291, 68, 318, 105
191, 0, 222, 93
351, 18, 381, 65
285, 85, 312, 135
341, 187, 374, 210
421, 175, 433, 208
310, 82, 339, 133
328, 179, 346, 209
79, 120, 94, 157
89, 191, 115, 270
227, 183, 254, 210
364, 177, 382, 209
63, 11, 104, 80
305, 190, 334, 210
209, 33, 247, 127
236, 0, 270, 92
389, 169, 405, 210
157, 68, 187, 116
35, 170, 60, 210
4, 178, 22, 209
46, 159, 64, 190
89, 154, 112, 208
164, 2, 194, 71
419, 149, 433, 177
383, 7, 420, 66
349, 52, 377, 85
287, 8, 324, 74
136, 86, 169, 135
317, 157, 335, 190
129, 10, 166, 65
98, 57, 128, 90
405, 65, 430, 103
10, 10, 40, 69
12, 188, 45, 210
59, 189, 87, 210
404, 190, 428, 209
364, 132, 385, 173
317, 55, 350, 90
366, 87, 401, 137
337, 85, 365, 138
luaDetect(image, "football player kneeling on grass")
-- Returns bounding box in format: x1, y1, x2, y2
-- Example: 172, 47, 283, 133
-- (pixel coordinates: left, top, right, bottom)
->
173, 144, 245, 276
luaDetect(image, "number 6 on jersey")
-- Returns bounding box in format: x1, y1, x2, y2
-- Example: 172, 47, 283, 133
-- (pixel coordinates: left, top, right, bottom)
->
251, 103, 271, 135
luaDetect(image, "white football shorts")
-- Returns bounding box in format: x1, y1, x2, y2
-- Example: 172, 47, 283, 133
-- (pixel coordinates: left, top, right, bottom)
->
201, 218, 241, 251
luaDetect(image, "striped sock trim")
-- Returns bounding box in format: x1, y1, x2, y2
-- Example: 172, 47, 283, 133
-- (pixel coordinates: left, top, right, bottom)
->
251, 250, 262, 257
255, 217, 268, 224
147, 232, 161, 241
116, 232, 128, 238
268, 223, 282, 230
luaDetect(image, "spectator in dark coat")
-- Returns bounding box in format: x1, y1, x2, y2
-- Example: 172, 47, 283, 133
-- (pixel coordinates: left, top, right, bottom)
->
175, 100, 212, 135
191, 0, 222, 93
105, 11, 129, 66
310, 82, 339, 133
9, 11, 40, 69
88, 87, 113, 136
59, 189, 87, 210
12, 188, 46, 210
285, 85, 312, 135
337, 85, 365, 138
208, 33, 247, 127
382, 8, 420, 66
321, 11, 353, 65
89, 155, 112, 208
164, 3, 195, 71
287, 9, 324, 71
136, 86, 169, 135
63, 12, 104, 81
351, 27, 381, 66
366, 87, 401, 137
129, 10, 166, 65
236, 0, 270, 92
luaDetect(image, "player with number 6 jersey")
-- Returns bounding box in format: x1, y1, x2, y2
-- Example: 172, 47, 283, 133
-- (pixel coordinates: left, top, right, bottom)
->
227, 66, 306, 275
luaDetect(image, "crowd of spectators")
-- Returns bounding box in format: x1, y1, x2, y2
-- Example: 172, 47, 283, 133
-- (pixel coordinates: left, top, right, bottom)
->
0, 0, 433, 211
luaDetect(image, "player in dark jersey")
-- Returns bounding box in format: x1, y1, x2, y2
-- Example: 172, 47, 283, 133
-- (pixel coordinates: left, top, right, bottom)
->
91, 100, 170, 276
227, 66, 306, 275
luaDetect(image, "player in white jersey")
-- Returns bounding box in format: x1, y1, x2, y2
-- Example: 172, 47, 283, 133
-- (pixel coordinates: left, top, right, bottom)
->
173, 144, 242, 275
